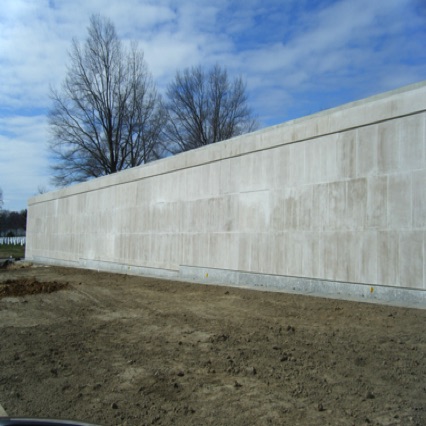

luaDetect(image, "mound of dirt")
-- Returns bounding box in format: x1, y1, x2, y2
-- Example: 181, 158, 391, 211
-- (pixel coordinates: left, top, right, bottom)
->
0, 260, 33, 270
0, 277, 68, 298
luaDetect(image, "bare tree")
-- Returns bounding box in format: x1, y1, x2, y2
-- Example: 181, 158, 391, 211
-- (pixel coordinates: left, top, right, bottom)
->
49, 15, 165, 186
37, 185, 48, 195
0, 187, 3, 210
163, 64, 257, 154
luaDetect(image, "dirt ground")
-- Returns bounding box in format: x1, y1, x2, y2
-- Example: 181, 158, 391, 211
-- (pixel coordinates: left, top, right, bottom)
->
0, 263, 425, 426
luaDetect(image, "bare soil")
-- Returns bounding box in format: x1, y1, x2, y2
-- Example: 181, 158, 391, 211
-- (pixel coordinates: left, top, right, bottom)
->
0, 264, 425, 426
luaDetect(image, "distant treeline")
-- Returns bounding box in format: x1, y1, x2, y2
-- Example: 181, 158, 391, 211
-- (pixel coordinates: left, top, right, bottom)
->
0, 209, 27, 237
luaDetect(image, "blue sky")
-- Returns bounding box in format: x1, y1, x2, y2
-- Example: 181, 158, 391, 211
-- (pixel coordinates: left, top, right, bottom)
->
0, 0, 425, 211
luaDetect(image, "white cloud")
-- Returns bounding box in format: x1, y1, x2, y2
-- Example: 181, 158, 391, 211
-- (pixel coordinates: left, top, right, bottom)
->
0, 0, 70, 109
226, 0, 426, 125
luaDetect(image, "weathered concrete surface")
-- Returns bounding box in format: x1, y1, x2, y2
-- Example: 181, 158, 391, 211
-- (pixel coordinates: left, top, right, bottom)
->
26, 81, 426, 306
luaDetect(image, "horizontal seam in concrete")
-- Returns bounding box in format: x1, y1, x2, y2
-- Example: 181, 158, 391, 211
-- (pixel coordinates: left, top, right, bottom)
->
29, 256, 180, 273
79, 258, 179, 272
179, 264, 425, 291
28, 108, 426, 207
180, 266, 426, 309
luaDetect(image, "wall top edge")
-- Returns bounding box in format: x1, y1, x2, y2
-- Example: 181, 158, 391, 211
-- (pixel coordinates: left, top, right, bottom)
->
28, 80, 426, 206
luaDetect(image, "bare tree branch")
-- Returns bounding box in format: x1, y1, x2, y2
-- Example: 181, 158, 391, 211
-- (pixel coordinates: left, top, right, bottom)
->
48, 14, 165, 187
163, 64, 257, 154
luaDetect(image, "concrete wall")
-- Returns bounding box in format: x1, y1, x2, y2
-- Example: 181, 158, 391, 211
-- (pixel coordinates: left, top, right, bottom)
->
26, 81, 426, 307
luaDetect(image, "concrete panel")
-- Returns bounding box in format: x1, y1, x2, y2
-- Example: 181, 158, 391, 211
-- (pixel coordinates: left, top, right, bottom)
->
319, 134, 338, 183
208, 162, 221, 196
286, 231, 304, 277
238, 233, 252, 272
281, 187, 297, 230
346, 178, 367, 230
336, 232, 361, 283
179, 234, 199, 265
336, 130, 357, 179
359, 231, 378, 284
399, 231, 424, 289
377, 231, 400, 287
424, 232, 426, 290
238, 191, 271, 232
26, 81, 426, 307
367, 176, 387, 229
304, 139, 322, 184
273, 144, 291, 189
270, 190, 284, 232
257, 150, 276, 191
399, 113, 425, 171
387, 174, 412, 229
218, 158, 234, 194
311, 183, 328, 231
297, 185, 314, 230
413, 170, 426, 228
378, 120, 400, 174
327, 181, 346, 230
287, 143, 306, 186
301, 231, 320, 278
238, 152, 271, 192
251, 232, 272, 274
319, 232, 338, 280
269, 232, 287, 276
